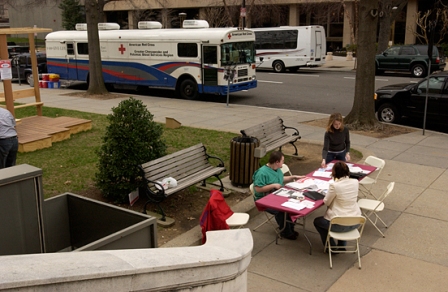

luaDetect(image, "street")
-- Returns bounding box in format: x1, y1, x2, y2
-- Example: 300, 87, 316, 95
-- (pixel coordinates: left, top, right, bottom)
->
61, 69, 445, 133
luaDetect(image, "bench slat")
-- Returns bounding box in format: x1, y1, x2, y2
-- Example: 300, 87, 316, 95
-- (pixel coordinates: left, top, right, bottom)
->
153, 166, 225, 196
143, 150, 207, 173
141, 143, 204, 168
241, 116, 301, 156
147, 158, 211, 182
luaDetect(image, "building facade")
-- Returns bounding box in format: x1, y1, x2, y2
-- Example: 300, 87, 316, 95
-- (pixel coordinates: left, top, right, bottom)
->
7, 0, 431, 50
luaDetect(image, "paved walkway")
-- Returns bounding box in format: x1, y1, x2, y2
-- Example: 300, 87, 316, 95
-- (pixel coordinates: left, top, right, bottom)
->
3, 56, 448, 291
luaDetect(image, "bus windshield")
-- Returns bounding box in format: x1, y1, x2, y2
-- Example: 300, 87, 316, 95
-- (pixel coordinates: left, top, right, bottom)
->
221, 41, 255, 66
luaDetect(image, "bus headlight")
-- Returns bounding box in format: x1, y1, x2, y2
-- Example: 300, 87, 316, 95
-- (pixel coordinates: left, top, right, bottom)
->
252, 75, 256, 80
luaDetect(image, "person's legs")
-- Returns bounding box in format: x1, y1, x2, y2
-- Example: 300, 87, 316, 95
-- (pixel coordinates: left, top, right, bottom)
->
4, 137, 18, 168
0, 139, 10, 169
330, 224, 359, 247
272, 211, 296, 239
334, 151, 346, 162
325, 153, 336, 164
326, 152, 346, 164
313, 216, 335, 246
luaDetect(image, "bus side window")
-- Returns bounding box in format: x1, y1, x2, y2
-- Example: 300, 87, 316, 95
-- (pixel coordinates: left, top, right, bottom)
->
77, 43, 89, 55
67, 43, 75, 55
203, 46, 217, 64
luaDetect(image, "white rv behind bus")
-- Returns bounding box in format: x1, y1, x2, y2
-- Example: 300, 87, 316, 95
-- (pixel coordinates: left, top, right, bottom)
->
45, 20, 257, 99
252, 25, 326, 73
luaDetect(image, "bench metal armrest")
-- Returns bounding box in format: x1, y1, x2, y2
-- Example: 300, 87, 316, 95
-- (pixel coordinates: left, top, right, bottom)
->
283, 125, 301, 138
138, 165, 167, 202
206, 153, 225, 169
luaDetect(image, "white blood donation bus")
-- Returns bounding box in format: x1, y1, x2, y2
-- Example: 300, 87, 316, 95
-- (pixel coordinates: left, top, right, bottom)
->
252, 25, 326, 73
45, 20, 257, 99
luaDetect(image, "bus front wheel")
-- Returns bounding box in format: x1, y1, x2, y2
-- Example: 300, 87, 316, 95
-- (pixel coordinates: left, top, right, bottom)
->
178, 79, 198, 100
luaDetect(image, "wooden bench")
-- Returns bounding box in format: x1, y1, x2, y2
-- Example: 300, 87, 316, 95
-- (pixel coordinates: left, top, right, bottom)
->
139, 143, 226, 221
240, 116, 301, 158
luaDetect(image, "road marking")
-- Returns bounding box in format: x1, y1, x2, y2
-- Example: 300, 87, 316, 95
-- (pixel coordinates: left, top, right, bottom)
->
410, 81, 418, 83
375, 78, 389, 81
344, 77, 355, 79
258, 80, 283, 84
268, 73, 320, 77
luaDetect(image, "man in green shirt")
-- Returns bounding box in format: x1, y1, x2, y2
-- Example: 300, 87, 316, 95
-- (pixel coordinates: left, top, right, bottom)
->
253, 151, 304, 240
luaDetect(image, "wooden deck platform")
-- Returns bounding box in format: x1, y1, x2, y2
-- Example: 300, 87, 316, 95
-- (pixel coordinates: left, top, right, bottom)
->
16, 116, 92, 152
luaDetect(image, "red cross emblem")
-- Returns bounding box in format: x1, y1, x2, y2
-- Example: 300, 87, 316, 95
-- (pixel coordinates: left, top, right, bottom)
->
118, 44, 126, 54
227, 33, 232, 39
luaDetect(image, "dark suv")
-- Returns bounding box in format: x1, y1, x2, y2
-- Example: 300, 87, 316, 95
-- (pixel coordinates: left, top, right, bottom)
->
11, 52, 47, 85
375, 44, 446, 78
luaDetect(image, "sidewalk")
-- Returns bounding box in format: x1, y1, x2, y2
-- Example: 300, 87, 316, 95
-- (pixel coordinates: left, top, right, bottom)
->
3, 58, 448, 291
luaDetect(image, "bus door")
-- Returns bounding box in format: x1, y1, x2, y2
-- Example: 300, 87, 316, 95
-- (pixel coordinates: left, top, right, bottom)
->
201, 45, 218, 91
315, 31, 323, 61
65, 42, 78, 80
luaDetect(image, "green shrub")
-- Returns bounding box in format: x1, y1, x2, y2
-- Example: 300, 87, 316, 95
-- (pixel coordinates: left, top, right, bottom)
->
95, 98, 166, 202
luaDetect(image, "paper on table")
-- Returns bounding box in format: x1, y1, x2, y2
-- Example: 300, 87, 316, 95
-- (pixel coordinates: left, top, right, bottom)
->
313, 171, 332, 178
273, 188, 302, 198
286, 179, 316, 190
348, 166, 363, 173
281, 201, 306, 211
313, 179, 330, 191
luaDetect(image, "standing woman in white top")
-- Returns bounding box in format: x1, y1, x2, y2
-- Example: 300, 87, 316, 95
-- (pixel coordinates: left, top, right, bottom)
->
313, 161, 361, 250
321, 113, 351, 168
0, 107, 18, 169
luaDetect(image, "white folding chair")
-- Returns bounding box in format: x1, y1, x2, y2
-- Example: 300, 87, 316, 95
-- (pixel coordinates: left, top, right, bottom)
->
281, 163, 292, 176
325, 216, 366, 269
357, 182, 395, 237
251, 183, 279, 233
359, 156, 386, 199
226, 212, 250, 228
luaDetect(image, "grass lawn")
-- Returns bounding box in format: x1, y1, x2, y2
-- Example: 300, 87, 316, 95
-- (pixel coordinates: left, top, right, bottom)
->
14, 106, 237, 199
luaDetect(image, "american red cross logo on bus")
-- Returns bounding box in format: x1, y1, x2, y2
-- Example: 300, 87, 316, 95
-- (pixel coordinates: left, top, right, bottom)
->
118, 44, 126, 54
227, 33, 232, 39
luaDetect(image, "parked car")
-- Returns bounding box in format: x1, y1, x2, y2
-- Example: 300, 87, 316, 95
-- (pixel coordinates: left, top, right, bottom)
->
7, 45, 30, 58
375, 44, 446, 78
11, 52, 47, 85
374, 71, 448, 125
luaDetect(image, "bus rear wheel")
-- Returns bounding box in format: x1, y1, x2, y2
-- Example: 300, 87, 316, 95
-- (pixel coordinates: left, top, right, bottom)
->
178, 79, 198, 100
273, 61, 286, 73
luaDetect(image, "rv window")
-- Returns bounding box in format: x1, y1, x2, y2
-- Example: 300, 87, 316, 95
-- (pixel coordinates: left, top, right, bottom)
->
77, 43, 89, 55
178, 43, 198, 58
203, 46, 217, 64
255, 30, 298, 50
67, 43, 75, 55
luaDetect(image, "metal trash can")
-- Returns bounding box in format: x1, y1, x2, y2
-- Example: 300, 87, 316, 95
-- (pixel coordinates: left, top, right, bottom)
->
230, 136, 260, 187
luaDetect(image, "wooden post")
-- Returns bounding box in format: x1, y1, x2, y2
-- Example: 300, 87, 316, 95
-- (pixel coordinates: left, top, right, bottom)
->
28, 32, 42, 116
0, 34, 15, 117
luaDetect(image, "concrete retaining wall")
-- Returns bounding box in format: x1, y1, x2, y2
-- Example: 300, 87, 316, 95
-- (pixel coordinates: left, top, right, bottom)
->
0, 229, 253, 292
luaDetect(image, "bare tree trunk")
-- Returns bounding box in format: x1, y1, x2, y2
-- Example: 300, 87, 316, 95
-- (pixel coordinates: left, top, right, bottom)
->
85, 0, 108, 95
344, 0, 379, 129
377, 0, 408, 54
221, 0, 234, 27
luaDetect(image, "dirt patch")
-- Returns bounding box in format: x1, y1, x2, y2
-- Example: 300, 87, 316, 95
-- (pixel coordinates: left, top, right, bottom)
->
61, 92, 125, 100
301, 118, 416, 138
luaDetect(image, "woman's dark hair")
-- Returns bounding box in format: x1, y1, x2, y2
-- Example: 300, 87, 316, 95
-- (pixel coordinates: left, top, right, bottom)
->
268, 151, 283, 164
331, 161, 350, 179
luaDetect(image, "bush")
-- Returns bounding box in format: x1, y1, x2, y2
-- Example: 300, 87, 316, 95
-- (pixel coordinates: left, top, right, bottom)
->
95, 98, 166, 202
